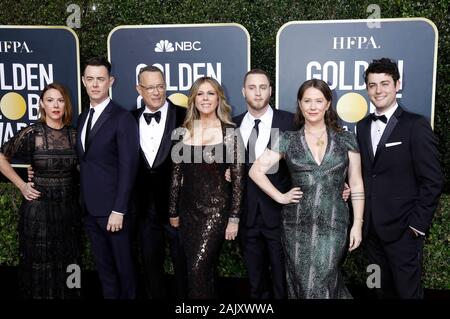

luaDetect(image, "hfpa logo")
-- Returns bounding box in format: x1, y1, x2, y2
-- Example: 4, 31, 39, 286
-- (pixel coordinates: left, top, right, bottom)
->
154, 40, 201, 53
0, 41, 33, 53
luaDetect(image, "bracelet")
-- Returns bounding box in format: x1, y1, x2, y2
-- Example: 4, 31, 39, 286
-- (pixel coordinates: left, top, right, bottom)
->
351, 192, 364, 199
228, 217, 240, 224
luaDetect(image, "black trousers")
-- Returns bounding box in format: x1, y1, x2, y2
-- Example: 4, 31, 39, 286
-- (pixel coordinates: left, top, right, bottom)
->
239, 211, 286, 299
84, 213, 137, 299
137, 204, 187, 299
365, 223, 425, 299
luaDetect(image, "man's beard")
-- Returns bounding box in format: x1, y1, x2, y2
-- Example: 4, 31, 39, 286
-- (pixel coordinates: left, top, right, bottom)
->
247, 96, 270, 111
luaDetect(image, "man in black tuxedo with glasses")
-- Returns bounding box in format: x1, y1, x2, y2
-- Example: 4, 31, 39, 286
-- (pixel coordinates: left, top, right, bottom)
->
132, 65, 187, 299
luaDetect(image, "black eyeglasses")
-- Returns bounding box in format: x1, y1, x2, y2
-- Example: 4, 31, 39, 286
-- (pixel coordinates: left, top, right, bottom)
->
139, 84, 165, 93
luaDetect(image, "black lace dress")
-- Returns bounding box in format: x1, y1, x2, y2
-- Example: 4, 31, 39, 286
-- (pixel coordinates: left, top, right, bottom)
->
168, 124, 244, 299
0, 122, 81, 299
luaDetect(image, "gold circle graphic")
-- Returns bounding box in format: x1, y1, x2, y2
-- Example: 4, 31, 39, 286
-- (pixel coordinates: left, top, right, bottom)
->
168, 93, 188, 108
0, 92, 27, 120
336, 92, 368, 123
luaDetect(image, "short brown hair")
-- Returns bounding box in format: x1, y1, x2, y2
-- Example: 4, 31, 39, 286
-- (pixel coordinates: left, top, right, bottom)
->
243, 68, 271, 86
39, 82, 73, 126
138, 65, 165, 84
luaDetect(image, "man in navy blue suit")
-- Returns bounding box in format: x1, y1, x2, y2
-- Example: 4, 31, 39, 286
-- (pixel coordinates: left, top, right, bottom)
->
77, 56, 139, 299
357, 58, 443, 298
233, 69, 295, 299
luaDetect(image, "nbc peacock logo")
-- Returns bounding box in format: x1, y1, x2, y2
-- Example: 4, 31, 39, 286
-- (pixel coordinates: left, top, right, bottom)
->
154, 40, 174, 53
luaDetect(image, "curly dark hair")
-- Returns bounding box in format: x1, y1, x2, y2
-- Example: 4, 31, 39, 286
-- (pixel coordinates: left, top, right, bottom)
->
364, 58, 400, 84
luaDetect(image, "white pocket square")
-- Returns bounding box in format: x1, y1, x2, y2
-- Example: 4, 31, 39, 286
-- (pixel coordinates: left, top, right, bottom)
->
385, 142, 402, 147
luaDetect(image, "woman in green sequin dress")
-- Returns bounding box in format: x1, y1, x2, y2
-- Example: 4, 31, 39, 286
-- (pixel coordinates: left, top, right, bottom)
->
249, 79, 365, 299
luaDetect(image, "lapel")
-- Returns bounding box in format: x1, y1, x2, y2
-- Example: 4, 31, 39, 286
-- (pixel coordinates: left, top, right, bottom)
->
373, 107, 403, 164
361, 116, 375, 163
86, 101, 114, 152
234, 112, 251, 165
234, 113, 245, 127
134, 106, 145, 123
77, 109, 89, 157
135, 106, 152, 168
234, 113, 245, 144
152, 101, 177, 168
269, 110, 285, 148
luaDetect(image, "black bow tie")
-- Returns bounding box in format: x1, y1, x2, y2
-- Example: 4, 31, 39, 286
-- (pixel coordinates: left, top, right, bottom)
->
143, 111, 161, 124
370, 113, 387, 124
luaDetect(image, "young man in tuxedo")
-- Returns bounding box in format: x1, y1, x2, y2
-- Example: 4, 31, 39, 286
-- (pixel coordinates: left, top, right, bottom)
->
356, 58, 443, 299
233, 69, 294, 299
132, 65, 187, 298
77, 56, 140, 299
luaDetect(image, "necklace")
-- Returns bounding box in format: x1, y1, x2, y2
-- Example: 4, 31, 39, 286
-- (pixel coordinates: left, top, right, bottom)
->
305, 128, 326, 146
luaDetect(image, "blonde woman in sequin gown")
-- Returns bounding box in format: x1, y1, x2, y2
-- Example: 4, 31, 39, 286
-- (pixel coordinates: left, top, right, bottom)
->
168, 77, 244, 299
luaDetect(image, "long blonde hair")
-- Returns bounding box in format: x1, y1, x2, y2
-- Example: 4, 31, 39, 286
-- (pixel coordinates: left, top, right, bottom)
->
183, 76, 234, 135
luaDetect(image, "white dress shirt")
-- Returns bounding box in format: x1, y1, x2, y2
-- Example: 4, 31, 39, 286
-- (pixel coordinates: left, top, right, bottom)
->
81, 97, 111, 151
370, 103, 398, 155
240, 106, 273, 159
139, 101, 168, 167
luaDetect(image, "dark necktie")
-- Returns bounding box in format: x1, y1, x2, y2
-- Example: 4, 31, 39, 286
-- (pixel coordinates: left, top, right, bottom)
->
84, 108, 95, 149
370, 113, 387, 124
247, 119, 261, 163
143, 111, 161, 124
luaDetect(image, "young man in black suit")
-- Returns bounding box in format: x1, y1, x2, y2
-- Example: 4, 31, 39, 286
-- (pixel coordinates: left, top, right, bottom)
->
77, 56, 140, 299
233, 69, 295, 299
356, 58, 443, 299
132, 65, 187, 299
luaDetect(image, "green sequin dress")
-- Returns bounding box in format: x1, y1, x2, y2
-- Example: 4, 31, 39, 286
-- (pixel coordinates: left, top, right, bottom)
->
277, 127, 359, 299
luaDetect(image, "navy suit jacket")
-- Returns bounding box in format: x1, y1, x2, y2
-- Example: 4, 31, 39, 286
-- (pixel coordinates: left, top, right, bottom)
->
76, 101, 140, 217
356, 106, 443, 242
131, 100, 186, 222
233, 108, 296, 228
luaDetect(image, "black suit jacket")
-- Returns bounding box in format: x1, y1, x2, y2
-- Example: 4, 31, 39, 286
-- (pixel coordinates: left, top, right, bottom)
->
132, 99, 186, 222
76, 101, 140, 217
233, 109, 296, 228
356, 106, 443, 242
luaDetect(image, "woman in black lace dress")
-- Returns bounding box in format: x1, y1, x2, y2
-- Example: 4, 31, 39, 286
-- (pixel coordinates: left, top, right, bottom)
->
0, 83, 81, 299
168, 77, 244, 299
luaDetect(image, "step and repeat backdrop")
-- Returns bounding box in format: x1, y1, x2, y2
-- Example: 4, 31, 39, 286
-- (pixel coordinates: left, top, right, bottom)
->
108, 23, 250, 115
0, 26, 81, 151
0, 19, 438, 155
277, 18, 437, 132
